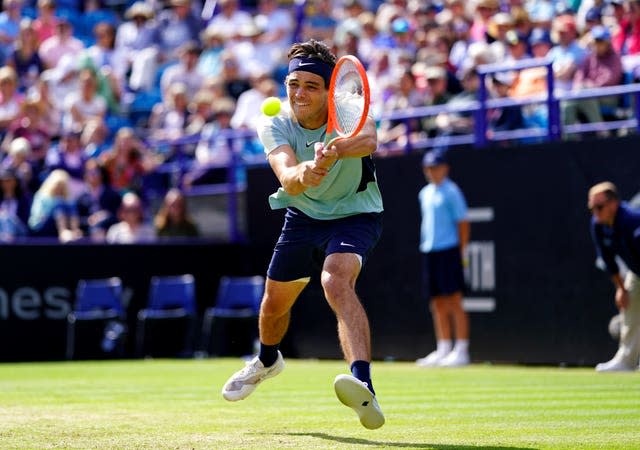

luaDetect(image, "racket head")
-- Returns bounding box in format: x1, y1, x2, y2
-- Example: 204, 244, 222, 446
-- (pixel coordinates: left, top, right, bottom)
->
325, 55, 370, 147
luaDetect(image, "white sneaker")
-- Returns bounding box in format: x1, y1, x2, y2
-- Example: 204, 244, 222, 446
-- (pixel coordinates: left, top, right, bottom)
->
595, 357, 634, 372
222, 351, 285, 401
334, 374, 385, 430
415, 350, 448, 367
438, 348, 470, 367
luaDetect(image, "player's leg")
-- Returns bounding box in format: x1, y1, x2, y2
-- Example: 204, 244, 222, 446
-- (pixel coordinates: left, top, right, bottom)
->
323, 252, 385, 429
221, 279, 306, 401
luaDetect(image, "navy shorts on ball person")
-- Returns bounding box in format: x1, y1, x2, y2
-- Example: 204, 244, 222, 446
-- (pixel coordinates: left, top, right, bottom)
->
421, 246, 465, 297
267, 208, 383, 282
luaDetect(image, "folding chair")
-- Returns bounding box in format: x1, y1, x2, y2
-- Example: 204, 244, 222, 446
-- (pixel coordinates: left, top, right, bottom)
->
66, 277, 127, 360
135, 274, 197, 358
201, 275, 264, 357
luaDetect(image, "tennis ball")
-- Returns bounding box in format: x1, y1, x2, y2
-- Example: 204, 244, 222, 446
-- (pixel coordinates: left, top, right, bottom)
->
261, 96, 281, 116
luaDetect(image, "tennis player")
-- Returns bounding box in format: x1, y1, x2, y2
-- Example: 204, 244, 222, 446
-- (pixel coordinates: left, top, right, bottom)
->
221, 39, 385, 429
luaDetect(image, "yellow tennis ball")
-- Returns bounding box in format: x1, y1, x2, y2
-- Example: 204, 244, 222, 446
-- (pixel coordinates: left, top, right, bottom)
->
261, 96, 281, 116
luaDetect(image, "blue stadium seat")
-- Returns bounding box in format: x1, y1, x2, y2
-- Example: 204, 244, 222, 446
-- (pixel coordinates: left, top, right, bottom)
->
200, 275, 264, 357
66, 277, 127, 360
136, 274, 197, 357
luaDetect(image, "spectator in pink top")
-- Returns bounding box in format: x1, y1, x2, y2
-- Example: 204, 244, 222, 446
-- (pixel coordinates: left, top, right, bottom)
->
38, 17, 84, 70
32, 0, 59, 45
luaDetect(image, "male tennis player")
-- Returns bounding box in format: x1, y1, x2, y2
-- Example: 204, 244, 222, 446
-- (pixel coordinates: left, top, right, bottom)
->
221, 39, 385, 429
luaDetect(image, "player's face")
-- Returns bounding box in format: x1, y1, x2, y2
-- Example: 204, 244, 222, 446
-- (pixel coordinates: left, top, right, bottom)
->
285, 71, 329, 129
589, 192, 616, 225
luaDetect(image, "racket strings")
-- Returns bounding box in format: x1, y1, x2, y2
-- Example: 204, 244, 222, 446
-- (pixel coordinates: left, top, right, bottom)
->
333, 62, 366, 136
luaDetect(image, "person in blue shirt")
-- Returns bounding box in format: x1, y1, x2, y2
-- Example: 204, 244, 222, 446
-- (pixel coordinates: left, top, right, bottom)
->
588, 181, 640, 372
416, 150, 471, 368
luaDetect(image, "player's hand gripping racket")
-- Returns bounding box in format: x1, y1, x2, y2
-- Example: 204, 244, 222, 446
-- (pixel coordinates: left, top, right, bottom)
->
324, 55, 371, 150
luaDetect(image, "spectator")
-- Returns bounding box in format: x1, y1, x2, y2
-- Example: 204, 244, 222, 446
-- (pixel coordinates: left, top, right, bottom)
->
206, 0, 252, 42
469, 0, 500, 43
76, 157, 121, 241
61, 68, 108, 152
32, 0, 59, 45
105, 191, 156, 243
0, 0, 23, 66
562, 25, 623, 134
0, 66, 22, 135
153, 187, 200, 239
44, 127, 87, 198
0, 136, 34, 194
487, 72, 525, 139
421, 65, 455, 138
159, 40, 204, 104
38, 17, 84, 70
230, 72, 278, 132
28, 168, 83, 242
2, 96, 51, 160
41, 53, 80, 117
197, 25, 226, 79
416, 150, 470, 368
547, 15, 587, 95
588, 181, 640, 371
301, 0, 338, 43
0, 166, 31, 241
83, 21, 125, 112
155, 0, 204, 64
185, 88, 216, 136
612, 0, 640, 57
99, 126, 158, 196
579, 6, 605, 49
218, 50, 251, 101
6, 18, 45, 94
254, 0, 295, 69
433, 66, 481, 144
114, 1, 159, 92
148, 81, 191, 141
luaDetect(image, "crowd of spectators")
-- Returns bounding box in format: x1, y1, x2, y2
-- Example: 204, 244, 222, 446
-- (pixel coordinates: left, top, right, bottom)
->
0, 0, 639, 242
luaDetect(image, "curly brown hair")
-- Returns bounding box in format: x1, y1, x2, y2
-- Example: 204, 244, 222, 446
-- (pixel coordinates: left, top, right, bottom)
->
287, 39, 336, 67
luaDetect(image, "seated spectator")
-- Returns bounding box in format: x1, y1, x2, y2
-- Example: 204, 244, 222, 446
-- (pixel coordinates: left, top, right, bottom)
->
377, 68, 429, 150
487, 72, 525, 142
197, 25, 227, 79
6, 18, 45, 94
0, 0, 22, 66
205, 0, 252, 43
99, 127, 159, 196
230, 72, 278, 132
148, 81, 191, 142
41, 53, 80, 119
28, 168, 83, 242
114, 1, 159, 92
32, 0, 59, 45
562, 26, 624, 134
83, 21, 126, 113
0, 66, 22, 135
76, 157, 121, 241
433, 66, 481, 140
44, 127, 87, 198
155, 0, 204, 65
0, 166, 31, 241
38, 16, 84, 70
1, 136, 35, 194
547, 15, 587, 95
61, 68, 108, 153
153, 187, 200, 239
218, 50, 251, 101
159, 40, 204, 104
421, 65, 455, 138
2, 96, 52, 172
106, 191, 156, 243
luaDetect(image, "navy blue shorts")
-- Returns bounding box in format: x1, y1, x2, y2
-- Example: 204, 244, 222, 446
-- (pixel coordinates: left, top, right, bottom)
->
267, 208, 383, 282
421, 246, 465, 297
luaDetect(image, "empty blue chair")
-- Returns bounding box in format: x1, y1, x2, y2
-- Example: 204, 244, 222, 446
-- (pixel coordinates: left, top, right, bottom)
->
136, 274, 197, 357
201, 275, 264, 357
66, 277, 127, 359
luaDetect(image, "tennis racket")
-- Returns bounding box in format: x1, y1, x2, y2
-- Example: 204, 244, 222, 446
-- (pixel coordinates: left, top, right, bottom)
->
324, 55, 371, 149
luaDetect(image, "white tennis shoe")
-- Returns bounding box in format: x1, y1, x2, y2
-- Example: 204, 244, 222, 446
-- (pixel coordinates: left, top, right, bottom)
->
416, 350, 448, 367
595, 357, 635, 372
222, 351, 285, 401
439, 348, 470, 367
334, 374, 385, 430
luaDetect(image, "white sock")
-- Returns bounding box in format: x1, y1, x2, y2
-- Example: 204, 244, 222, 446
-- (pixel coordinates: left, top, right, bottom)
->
454, 340, 469, 353
437, 340, 453, 355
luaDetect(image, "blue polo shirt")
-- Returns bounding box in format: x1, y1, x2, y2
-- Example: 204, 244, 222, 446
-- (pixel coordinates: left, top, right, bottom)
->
419, 177, 468, 253
591, 202, 640, 276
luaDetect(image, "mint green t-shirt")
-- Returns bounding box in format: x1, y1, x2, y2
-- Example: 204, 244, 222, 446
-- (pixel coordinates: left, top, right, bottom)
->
256, 106, 383, 220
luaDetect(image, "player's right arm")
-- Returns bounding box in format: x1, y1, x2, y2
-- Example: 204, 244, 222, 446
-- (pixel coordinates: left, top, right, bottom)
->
268, 144, 328, 196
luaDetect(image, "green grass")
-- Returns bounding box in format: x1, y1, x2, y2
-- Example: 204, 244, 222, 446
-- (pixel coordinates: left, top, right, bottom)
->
0, 359, 638, 449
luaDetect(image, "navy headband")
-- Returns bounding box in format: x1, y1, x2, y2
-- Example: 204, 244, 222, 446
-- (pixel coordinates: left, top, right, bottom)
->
288, 57, 334, 87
